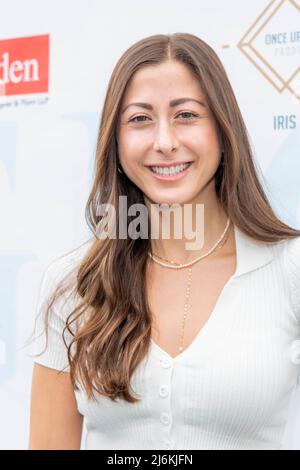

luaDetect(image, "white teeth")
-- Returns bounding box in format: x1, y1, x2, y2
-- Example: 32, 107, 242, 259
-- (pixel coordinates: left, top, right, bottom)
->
150, 163, 190, 176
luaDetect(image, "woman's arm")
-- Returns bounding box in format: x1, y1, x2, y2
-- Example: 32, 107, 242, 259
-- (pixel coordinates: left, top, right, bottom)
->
28, 363, 83, 450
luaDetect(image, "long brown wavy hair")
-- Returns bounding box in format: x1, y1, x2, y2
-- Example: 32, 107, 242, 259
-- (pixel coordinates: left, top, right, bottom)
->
30, 32, 300, 403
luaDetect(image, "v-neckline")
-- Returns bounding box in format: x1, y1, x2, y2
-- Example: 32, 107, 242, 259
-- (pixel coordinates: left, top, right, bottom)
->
150, 224, 239, 362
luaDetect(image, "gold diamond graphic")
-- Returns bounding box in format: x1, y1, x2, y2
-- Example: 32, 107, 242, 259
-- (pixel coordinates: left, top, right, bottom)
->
237, 0, 300, 100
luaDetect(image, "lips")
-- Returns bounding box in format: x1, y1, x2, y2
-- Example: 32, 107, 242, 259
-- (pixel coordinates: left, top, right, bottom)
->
146, 161, 193, 168
147, 161, 193, 181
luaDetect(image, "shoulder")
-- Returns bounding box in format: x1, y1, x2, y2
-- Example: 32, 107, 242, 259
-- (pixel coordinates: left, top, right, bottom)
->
51, 237, 94, 270
283, 234, 300, 286
38, 238, 94, 313
43, 238, 94, 283
266, 234, 300, 267
32, 239, 94, 371
260, 235, 300, 323
281, 235, 300, 320
284, 235, 300, 267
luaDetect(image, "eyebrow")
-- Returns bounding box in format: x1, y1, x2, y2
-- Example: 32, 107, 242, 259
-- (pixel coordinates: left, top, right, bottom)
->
121, 97, 206, 114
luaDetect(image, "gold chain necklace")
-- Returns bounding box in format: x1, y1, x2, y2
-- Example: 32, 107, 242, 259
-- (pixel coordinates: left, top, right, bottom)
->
148, 217, 230, 269
149, 219, 231, 353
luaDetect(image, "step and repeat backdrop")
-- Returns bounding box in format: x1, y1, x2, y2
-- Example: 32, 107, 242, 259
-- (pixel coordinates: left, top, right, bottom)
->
0, 0, 299, 449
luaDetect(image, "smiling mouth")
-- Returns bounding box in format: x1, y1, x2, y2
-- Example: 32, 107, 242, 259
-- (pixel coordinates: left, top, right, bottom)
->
149, 162, 192, 176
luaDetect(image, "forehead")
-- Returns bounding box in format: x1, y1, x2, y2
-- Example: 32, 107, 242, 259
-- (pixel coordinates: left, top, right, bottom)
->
122, 60, 204, 101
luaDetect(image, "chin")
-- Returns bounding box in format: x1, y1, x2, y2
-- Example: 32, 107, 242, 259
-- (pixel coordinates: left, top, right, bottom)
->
147, 192, 195, 207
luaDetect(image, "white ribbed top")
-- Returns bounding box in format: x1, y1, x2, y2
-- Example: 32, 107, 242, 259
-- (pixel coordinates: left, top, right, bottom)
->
31, 225, 300, 450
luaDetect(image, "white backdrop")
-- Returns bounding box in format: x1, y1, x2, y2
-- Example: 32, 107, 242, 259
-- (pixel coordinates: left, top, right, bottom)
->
0, 0, 299, 450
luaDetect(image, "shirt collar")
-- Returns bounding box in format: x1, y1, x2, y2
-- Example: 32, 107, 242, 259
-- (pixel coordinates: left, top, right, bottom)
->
233, 224, 274, 278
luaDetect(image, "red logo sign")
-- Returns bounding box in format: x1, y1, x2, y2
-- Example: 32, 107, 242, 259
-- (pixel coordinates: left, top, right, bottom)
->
0, 34, 49, 96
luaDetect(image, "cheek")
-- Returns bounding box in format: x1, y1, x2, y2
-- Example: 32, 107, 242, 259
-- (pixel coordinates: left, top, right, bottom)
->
188, 128, 221, 174
118, 132, 145, 164
200, 127, 221, 159
184, 124, 218, 149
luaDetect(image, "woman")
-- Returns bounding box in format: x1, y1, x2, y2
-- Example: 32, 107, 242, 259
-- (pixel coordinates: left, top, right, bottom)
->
29, 33, 300, 450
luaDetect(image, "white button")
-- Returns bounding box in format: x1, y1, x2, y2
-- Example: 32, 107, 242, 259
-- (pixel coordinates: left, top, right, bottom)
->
159, 385, 169, 397
161, 357, 172, 369
160, 412, 171, 425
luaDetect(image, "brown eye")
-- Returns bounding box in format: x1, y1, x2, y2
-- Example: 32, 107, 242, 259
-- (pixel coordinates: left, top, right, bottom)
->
128, 112, 198, 124
129, 115, 150, 123
177, 112, 198, 120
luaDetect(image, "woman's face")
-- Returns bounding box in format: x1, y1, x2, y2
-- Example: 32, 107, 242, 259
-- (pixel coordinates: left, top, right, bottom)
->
117, 60, 222, 207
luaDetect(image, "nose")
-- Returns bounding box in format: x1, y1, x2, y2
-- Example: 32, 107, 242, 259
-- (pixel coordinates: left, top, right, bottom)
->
152, 120, 179, 155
